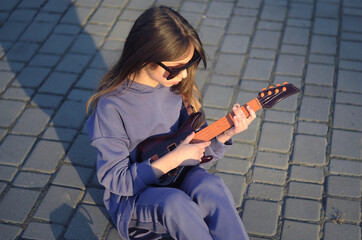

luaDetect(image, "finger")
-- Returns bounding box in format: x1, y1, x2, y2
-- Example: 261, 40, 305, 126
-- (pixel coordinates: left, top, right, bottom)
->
183, 131, 195, 144
247, 105, 256, 119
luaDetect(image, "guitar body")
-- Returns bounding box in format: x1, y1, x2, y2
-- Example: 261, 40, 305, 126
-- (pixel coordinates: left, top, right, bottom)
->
137, 112, 212, 187
136, 83, 300, 187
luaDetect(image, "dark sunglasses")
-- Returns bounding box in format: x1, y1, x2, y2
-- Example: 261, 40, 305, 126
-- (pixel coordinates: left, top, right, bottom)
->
157, 50, 201, 80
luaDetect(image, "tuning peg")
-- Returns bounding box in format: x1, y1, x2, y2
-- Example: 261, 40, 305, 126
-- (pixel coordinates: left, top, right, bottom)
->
268, 90, 272, 95
283, 82, 288, 85
276, 84, 281, 87
282, 86, 287, 91
269, 86, 274, 89
262, 88, 267, 91
275, 89, 280, 93
260, 92, 265, 97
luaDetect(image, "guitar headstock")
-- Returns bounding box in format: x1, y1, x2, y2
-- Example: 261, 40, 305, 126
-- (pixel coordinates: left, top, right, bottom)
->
258, 82, 300, 109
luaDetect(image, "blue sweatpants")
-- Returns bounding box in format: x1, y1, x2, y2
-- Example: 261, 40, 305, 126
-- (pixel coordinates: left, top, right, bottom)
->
129, 167, 249, 240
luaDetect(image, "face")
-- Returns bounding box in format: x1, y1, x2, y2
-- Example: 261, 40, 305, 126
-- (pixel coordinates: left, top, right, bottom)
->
142, 43, 198, 87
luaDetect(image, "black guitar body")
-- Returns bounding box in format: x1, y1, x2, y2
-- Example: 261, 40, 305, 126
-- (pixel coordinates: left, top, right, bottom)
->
136, 112, 212, 187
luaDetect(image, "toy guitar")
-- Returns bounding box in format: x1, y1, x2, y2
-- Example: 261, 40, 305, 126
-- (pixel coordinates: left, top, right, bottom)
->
137, 83, 300, 187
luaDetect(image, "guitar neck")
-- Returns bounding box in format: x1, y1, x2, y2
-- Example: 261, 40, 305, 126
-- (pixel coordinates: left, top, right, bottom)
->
193, 98, 262, 142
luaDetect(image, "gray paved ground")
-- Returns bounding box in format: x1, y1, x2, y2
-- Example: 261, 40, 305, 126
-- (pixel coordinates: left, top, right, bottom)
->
0, 0, 361, 239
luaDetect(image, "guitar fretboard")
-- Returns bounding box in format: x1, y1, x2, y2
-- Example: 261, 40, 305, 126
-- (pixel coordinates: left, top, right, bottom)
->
192, 98, 262, 142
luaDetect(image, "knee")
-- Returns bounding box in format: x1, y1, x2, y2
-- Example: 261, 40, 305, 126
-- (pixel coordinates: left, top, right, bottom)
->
159, 188, 196, 213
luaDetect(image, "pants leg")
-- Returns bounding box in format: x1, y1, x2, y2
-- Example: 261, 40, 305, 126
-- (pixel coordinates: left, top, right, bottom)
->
130, 187, 213, 240
180, 167, 250, 240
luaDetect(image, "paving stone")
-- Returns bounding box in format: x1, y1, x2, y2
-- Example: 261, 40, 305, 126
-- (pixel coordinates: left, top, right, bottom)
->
242, 200, 281, 236
39, 34, 75, 54
2, 87, 34, 101
68, 89, 93, 102
0, 71, 15, 93
323, 222, 361, 240
56, 53, 92, 73
22, 221, 65, 240
13, 66, 51, 88
299, 96, 331, 122
0, 135, 36, 166
8, 9, 37, 22
252, 30, 280, 49
289, 2, 313, 19
180, 11, 203, 28
61, 5, 95, 26
181, 1, 207, 13
6, 42, 40, 62
330, 130, 361, 159
247, 183, 283, 200
254, 151, 289, 170
64, 133, 97, 167
39, 71, 77, 95
275, 54, 305, 77
333, 104, 362, 131
249, 49, 276, 59
13, 171, 50, 188
22, 140, 68, 173
33, 12, 61, 23
31, 93, 63, 109
0, 182, 7, 194
225, 142, 254, 159
0, 164, 18, 181
280, 44, 307, 55
20, 22, 55, 42
329, 159, 361, 176
70, 34, 103, 54
281, 220, 320, 240
326, 175, 361, 198
52, 100, 86, 129
210, 75, 238, 87
215, 173, 246, 206
34, 185, 83, 224
297, 121, 328, 136
289, 165, 324, 184
84, 23, 111, 36
0, 187, 40, 223
335, 91, 362, 105
252, 166, 287, 185
314, 18, 339, 36
243, 59, 274, 81
215, 157, 251, 175
316, 2, 339, 18
106, 227, 123, 240
0, 223, 21, 240
90, 49, 120, 69
291, 135, 327, 166
304, 84, 333, 98
53, 164, 93, 189
42, 0, 71, 13
220, 35, 249, 54
206, 1, 233, 18
53, 24, 81, 35
108, 20, 134, 40
90, 7, 120, 25
287, 181, 323, 199
340, 41, 362, 61
305, 64, 335, 86
337, 69, 362, 93
309, 53, 335, 65
83, 188, 104, 205
203, 85, 234, 108
198, 25, 225, 46
284, 198, 321, 221
283, 26, 309, 45
325, 197, 360, 222
258, 122, 294, 153
29, 53, 61, 67
258, 21, 283, 31
310, 35, 337, 55
0, 22, 28, 41
260, 4, 286, 21
66, 204, 109, 239
264, 110, 295, 124
42, 126, 78, 142
11, 108, 52, 135
228, 16, 256, 35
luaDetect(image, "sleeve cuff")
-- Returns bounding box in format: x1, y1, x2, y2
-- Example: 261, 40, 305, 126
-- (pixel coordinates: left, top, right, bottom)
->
136, 159, 158, 186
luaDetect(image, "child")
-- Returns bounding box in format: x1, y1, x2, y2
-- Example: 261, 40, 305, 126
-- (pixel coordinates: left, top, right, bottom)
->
86, 6, 255, 240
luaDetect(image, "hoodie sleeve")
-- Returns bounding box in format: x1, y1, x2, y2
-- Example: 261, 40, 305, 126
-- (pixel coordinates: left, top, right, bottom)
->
87, 98, 158, 196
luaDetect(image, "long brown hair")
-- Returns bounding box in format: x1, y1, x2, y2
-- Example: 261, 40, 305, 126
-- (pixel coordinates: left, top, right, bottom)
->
86, 6, 207, 124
